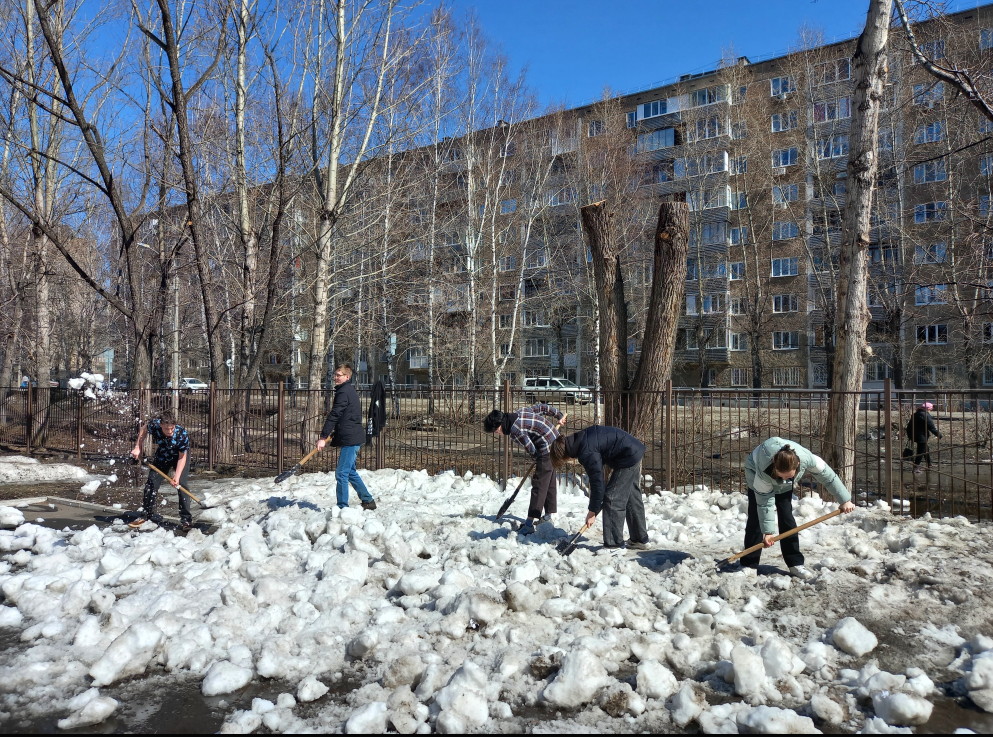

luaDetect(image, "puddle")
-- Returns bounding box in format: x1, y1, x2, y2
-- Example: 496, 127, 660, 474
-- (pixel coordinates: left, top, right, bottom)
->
920, 694, 993, 734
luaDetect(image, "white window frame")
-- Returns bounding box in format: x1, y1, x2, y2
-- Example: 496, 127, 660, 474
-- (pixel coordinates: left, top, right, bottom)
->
985, 365, 993, 386
407, 346, 429, 369
916, 324, 948, 345
772, 147, 799, 167
915, 285, 948, 305
913, 82, 944, 107
815, 58, 851, 85
500, 199, 517, 214
523, 338, 549, 357
817, 134, 849, 159
772, 331, 800, 350
914, 160, 947, 183
499, 256, 517, 272
729, 261, 745, 280
773, 184, 799, 204
914, 243, 947, 265
731, 368, 749, 387
916, 365, 947, 386
813, 97, 851, 123
729, 227, 747, 246
772, 367, 803, 386
914, 121, 945, 144
730, 333, 748, 351
772, 294, 799, 313
770, 76, 795, 97
772, 222, 799, 242
914, 201, 947, 224
771, 111, 799, 132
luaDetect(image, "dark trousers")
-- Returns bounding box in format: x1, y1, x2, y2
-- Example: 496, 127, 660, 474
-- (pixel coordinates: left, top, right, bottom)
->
142, 462, 192, 524
913, 441, 932, 467
527, 453, 558, 519
741, 488, 803, 568
602, 462, 648, 547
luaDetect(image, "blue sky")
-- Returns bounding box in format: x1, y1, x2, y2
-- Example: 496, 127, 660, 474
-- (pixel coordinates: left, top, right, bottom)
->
443, 0, 982, 108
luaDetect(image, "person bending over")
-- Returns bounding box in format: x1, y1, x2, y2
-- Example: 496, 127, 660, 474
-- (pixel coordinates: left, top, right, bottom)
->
549, 425, 649, 550
742, 437, 855, 579
317, 364, 377, 510
129, 409, 193, 531
484, 403, 565, 535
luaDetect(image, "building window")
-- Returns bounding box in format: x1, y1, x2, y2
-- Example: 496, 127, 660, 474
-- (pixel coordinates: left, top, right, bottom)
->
409, 242, 428, 261
985, 365, 993, 386
772, 147, 799, 167
730, 297, 747, 315
917, 40, 946, 62
675, 152, 728, 178
637, 128, 676, 153
500, 199, 517, 214
816, 134, 849, 159
498, 313, 513, 329
701, 294, 724, 314
548, 187, 577, 206
500, 343, 513, 357
879, 129, 894, 152
773, 331, 800, 350
770, 76, 795, 97
523, 338, 549, 357
498, 285, 515, 302
563, 337, 577, 354
865, 361, 892, 381
982, 156, 993, 177
690, 87, 726, 107
771, 257, 799, 276
772, 222, 799, 241
407, 347, 429, 369
730, 333, 748, 351
913, 82, 944, 107
773, 184, 799, 204
687, 115, 724, 142
772, 111, 799, 132
587, 120, 604, 137
915, 285, 947, 305
729, 261, 745, 280
772, 367, 803, 386
730, 156, 747, 175
642, 99, 667, 119
813, 209, 843, 235
914, 243, 947, 264
772, 294, 799, 313
686, 259, 698, 281
916, 324, 948, 344
499, 141, 516, 157
626, 111, 637, 128
984, 323, 993, 343
731, 368, 749, 387
916, 365, 947, 386
499, 256, 517, 272
812, 364, 829, 387
815, 58, 850, 84
731, 121, 748, 140
730, 227, 748, 245
980, 197, 989, 217
814, 97, 851, 123
685, 330, 698, 350
729, 191, 747, 210
913, 160, 947, 183
522, 310, 549, 327
914, 201, 948, 224
688, 186, 730, 211
914, 121, 946, 144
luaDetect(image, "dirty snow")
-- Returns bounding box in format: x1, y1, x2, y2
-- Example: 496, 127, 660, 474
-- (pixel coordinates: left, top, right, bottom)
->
0, 456, 93, 486
0, 467, 992, 733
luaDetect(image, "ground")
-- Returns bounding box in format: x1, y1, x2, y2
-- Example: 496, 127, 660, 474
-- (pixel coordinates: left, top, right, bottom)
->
0, 457, 992, 734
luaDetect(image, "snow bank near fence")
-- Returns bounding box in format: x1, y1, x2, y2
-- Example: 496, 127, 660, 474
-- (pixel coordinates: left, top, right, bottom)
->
0, 456, 92, 486
0, 466, 992, 733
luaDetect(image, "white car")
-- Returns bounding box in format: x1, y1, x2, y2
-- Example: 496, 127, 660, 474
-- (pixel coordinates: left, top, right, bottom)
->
166, 378, 209, 391
523, 377, 593, 405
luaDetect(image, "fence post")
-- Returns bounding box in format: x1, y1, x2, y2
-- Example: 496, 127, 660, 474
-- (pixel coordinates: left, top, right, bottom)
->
208, 381, 216, 472
502, 379, 511, 490
25, 383, 32, 454
76, 391, 84, 460
664, 380, 672, 491
884, 377, 893, 511
277, 381, 285, 474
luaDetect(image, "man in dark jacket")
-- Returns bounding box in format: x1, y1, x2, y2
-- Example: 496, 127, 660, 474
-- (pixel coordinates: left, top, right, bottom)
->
549, 426, 649, 550
317, 364, 376, 509
906, 402, 942, 474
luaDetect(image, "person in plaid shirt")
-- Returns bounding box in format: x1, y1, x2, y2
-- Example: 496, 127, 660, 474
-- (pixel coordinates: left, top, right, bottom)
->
129, 409, 194, 530
484, 403, 565, 534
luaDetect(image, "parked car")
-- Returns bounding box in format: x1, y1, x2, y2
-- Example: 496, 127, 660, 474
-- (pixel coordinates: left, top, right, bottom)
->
166, 377, 209, 391
523, 377, 593, 405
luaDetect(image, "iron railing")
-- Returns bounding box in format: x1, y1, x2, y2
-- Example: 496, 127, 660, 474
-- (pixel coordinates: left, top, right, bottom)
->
0, 380, 989, 521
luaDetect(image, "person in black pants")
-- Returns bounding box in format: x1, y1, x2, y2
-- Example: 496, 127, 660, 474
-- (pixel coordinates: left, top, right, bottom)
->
129, 409, 193, 530
906, 402, 942, 474
549, 426, 649, 550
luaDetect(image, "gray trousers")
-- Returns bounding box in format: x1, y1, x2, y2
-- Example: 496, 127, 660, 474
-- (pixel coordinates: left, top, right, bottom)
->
602, 462, 648, 547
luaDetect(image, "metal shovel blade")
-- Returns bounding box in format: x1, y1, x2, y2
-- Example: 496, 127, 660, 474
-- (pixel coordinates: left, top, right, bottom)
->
274, 464, 301, 484
556, 522, 591, 557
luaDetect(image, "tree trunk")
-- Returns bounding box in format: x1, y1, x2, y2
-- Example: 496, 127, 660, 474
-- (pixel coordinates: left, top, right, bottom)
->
823, 0, 892, 489
627, 201, 689, 439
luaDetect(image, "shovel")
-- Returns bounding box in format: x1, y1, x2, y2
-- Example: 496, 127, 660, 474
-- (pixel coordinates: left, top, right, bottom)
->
495, 463, 535, 520
274, 439, 328, 484
714, 508, 842, 571
144, 461, 203, 506
556, 521, 592, 557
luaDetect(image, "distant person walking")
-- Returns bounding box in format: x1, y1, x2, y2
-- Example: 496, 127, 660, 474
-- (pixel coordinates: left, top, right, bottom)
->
906, 402, 942, 475
317, 364, 376, 510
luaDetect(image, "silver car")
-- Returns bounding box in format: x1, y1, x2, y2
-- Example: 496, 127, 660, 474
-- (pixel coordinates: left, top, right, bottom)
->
523, 377, 593, 405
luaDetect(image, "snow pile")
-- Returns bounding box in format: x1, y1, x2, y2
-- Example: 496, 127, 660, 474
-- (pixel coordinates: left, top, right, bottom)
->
0, 456, 91, 485
0, 468, 990, 732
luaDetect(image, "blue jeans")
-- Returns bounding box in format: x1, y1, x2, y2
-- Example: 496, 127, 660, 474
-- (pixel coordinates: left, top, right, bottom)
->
336, 445, 373, 508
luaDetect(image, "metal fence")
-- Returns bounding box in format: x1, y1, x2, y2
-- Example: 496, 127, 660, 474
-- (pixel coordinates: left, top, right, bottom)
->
0, 380, 990, 521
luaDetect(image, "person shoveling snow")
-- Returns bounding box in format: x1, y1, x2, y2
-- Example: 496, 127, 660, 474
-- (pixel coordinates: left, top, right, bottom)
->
128, 409, 194, 531
741, 437, 855, 579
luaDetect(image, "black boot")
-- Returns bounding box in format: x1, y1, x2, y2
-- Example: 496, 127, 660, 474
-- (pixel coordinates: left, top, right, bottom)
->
362, 500, 378, 510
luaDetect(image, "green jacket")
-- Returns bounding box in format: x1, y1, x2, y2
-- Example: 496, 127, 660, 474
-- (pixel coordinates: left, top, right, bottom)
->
743, 437, 850, 534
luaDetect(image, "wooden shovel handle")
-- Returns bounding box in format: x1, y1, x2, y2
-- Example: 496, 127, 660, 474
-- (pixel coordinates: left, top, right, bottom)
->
146, 462, 202, 504
725, 508, 843, 564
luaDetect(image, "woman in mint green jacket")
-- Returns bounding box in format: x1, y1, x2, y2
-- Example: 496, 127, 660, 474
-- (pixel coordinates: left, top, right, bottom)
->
742, 437, 855, 579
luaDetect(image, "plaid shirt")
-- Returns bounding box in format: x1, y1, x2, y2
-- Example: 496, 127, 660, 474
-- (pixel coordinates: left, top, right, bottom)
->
509, 403, 563, 458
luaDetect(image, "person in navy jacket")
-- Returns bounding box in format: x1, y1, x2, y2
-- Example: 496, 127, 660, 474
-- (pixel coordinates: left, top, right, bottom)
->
549, 425, 649, 550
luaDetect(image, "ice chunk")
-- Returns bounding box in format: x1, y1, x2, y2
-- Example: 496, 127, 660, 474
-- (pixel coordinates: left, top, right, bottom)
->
0, 506, 25, 527
731, 644, 766, 697
463, 591, 506, 624
598, 682, 645, 717
397, 567, 442, 596
297, 675, 329, 702
383, 655, 425, 689
89, 623, 163, 686
810, 692, 845, 724
202, 660, 254, 696
636, 659, 678, 700
219, 710, 262, 734
966, 657, 993, 691
972, 635, 993, 654
80, 480, 101, 496
503, 582, 537, 613
57, 691, 118, 729
347, 629, 379, 659
871, 692, 933, 726
541, 648, 611, 708
435, 660, 489, 729
761, 638, 797, 680
832, 617, 878, 657
0, 605, 23, 627
668, 681, 706, 727
736, 705, 819, 733
859, 716, 913, 734
510, 561, 540, 583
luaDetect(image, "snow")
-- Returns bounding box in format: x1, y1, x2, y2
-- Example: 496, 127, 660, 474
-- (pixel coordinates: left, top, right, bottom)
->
55, 688, 118, 729
0, 466, 990, 732
833, 617, 879, 657
0, 456, 92, 485
0, 506, 25, 527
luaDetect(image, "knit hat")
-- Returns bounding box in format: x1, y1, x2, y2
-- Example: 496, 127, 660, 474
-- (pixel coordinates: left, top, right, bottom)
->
921, 402, 934, 411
